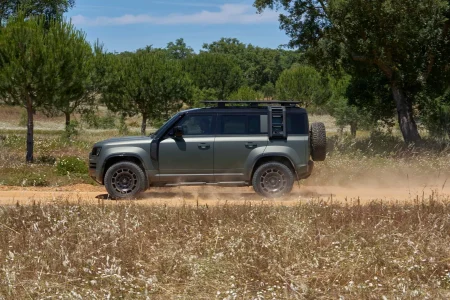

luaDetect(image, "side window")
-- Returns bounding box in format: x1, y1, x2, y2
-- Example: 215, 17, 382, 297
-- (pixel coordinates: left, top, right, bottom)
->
221, 115, 247, 134
287, 113, 308, 134
177, 115, 214, 135
219, 114, 267, 135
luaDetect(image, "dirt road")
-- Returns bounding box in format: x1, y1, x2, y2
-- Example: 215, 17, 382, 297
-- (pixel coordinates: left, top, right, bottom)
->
0, 182, 449, 206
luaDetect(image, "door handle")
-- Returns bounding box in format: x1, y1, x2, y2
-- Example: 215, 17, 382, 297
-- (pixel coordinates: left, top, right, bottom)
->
245, 142, 257, 149
198, 143, 210, 150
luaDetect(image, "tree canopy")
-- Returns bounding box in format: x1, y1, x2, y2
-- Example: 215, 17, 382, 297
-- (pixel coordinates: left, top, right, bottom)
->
102, 51, 193, 135
183, 52, 243, 100
0, 0, 75, 24
254, 0, 450, 142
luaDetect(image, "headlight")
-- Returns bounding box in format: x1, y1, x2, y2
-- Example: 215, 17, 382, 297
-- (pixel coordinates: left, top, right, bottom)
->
91, 147, 102, 156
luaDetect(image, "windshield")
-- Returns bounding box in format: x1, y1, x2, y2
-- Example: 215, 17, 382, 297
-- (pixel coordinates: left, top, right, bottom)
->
150, 113, 180, 138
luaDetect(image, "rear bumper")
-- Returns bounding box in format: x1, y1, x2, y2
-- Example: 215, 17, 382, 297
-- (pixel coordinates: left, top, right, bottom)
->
297, 160, 314, 180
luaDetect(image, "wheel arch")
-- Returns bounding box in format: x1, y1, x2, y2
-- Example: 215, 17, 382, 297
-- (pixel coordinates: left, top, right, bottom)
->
250, 155, 297, 183
102, 155, 146, 185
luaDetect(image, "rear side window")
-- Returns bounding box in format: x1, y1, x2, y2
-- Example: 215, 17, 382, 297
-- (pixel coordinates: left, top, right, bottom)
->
287, 112, 308, 135
218, 114, 268, 135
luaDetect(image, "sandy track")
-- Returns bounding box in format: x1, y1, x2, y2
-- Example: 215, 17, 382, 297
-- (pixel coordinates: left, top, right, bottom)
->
0, 183, 449, 206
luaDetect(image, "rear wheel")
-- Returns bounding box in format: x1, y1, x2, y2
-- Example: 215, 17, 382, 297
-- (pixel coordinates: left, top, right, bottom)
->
252, 162, 295, 198
104, 162, 147, 200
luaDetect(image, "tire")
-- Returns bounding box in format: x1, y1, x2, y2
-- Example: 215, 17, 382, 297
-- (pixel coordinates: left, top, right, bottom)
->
252, 162, 295, 198
104, 162, 147, 200
310, 122, 327, 161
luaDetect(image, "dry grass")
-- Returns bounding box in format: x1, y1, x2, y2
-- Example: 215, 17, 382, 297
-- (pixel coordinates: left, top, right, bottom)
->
0, 199, 449, 299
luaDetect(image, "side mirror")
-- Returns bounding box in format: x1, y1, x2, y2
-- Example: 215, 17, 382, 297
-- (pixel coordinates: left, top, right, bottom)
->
172, 126, 183, 138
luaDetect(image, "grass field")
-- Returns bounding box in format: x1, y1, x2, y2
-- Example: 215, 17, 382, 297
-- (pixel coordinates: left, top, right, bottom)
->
1, 200, 449, 299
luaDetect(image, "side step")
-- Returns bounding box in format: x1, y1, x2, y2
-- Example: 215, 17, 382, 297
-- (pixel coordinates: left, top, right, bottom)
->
165, 181, 248, 187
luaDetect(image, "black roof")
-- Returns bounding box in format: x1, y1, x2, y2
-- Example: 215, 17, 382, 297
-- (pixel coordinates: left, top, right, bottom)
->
201, 101, 301, 108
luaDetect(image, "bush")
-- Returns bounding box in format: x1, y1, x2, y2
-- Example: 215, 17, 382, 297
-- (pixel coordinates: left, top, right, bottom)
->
62, 120, 80, 140
56, 156, 88, 175
118, 114, 129, 135
82, 110, 116, 129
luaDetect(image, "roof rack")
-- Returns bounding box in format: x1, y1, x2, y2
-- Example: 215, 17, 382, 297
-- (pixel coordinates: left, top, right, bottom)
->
202, 101, 300, 108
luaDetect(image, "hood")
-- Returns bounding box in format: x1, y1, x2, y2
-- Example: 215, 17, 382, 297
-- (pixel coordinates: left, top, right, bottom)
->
94, 136, 152, 147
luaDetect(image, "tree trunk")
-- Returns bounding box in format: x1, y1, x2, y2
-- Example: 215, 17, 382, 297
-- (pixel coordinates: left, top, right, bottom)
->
391, 82, 421, 143
26, 96, 34, 163
65, 112, 70, 128
141, 114, 147, 136
350, 122, 357, 138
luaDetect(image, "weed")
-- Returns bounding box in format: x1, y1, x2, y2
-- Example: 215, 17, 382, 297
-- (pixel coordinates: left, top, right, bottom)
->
56, 156, 88, 176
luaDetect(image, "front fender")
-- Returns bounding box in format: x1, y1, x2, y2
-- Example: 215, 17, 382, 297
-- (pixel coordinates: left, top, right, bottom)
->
99, 146, 156, 177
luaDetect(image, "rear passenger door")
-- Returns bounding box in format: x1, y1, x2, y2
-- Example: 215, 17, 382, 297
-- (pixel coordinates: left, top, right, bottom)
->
214, 113, 268, 182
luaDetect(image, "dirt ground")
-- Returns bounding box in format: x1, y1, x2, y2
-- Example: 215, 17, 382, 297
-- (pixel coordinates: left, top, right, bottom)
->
0, 181, 449, 206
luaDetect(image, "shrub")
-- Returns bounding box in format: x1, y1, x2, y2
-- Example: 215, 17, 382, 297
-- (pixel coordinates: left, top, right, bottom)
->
82, 110, 116, 129
62, 120, 80, 140
56, 156, 88, 175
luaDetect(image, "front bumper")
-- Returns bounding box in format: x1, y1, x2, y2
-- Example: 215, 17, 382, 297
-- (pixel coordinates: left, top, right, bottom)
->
89, 154, 102, 184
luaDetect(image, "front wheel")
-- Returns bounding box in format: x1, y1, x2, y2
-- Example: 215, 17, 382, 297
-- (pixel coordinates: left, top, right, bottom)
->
104, 162, 147, 200
252, 162, 295, 198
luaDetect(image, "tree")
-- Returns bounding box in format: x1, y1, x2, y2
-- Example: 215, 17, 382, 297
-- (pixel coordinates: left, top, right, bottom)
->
203, 38, 302, 91
40, 21, 94, 133
102, 51, 193, 135
0, 0, 75, 25
166, 38, 194, 60
254, 0, 450, 142
327, 74, 371, 137
262, 82, 276, 99
228, 86, 264, 101
275, 64, 329, 108
0, 13, 78, 162
183, 52, 243, 100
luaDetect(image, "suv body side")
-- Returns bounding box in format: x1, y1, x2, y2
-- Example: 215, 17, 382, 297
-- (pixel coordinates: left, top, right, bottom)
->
89, 107, 312, 187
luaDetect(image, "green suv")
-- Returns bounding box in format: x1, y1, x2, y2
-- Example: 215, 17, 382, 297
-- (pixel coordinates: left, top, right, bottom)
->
89, 101, 326, 199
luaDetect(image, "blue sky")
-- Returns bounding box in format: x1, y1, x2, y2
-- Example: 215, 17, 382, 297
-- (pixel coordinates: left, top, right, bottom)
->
65, 0, 290, 53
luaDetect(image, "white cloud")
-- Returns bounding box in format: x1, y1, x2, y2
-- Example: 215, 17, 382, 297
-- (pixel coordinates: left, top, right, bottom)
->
71, 4, 279, 26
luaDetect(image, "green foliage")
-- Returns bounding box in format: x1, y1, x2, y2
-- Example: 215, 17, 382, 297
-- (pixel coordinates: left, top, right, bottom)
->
254, 0, 450, 142
118, 114, 129, 135
0, 12, 91, 161
228, 86, 264, 101
191, 87, 219, 107
39, 20, 94, 131
203, 38, 303, 90
0, 0, 75, 25
419, 94, 450, 139
184, 52, 243, 100
81, 110, 116, 129
56, 156, 88, 175
326, 74, 373, 137
276, 64, 329, 108
166, 38, 194, 60
102, 51, 193, 135
262, 82, 275, 99
61, 120, 79, 140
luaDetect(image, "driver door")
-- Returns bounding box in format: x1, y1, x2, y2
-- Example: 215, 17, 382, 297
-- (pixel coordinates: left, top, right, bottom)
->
158, 114, 216, 183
